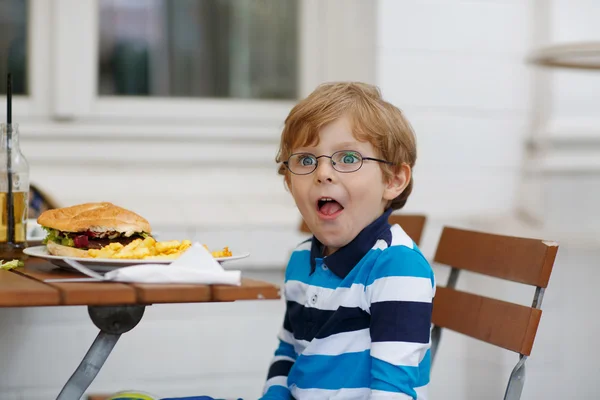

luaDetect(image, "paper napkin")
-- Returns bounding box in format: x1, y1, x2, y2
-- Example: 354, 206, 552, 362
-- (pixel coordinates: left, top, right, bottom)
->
102, 243, 241, 285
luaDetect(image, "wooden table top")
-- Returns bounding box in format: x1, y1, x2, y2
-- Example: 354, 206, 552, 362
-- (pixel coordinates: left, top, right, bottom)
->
0, 257, 280, 307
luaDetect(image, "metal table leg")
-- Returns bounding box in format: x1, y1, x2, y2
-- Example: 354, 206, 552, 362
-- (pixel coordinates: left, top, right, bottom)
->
56, 305, 146, 400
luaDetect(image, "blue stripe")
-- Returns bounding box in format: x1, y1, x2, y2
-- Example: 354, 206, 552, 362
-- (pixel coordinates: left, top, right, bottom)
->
338, 250, 381, 286
287, 302, 370, 341
366, 246, 433, 286
267, 359, 294, 379
370, 301, 432, 343
371, 357, 419, 397
411, 244, 425, 259
274, 340, 297, 360
286, 261, 343, 290
262, 385, 290, 399
285, 250, 311, 280
417, 349, 431, 387
290, 351, 371, 390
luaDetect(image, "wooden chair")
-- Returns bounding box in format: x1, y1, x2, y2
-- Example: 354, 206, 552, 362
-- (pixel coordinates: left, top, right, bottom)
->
431, 227, 559, 400
299, 213, 427, 246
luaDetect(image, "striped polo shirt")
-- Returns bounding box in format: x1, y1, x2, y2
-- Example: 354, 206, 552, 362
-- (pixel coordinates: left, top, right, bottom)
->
261, 208, 435, 400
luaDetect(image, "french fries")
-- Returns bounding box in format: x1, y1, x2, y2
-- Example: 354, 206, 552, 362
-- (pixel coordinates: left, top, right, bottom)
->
87, 237, 232, 260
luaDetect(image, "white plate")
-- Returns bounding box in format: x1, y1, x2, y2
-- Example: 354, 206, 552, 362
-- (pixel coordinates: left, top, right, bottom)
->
23, 245, 250, 273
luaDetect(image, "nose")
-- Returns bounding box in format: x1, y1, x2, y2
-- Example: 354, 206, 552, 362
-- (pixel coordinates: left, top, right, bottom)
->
314, 158, 335, 184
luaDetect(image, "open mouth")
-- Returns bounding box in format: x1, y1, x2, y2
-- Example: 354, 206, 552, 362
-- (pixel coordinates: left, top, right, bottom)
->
317, 197, 344, 217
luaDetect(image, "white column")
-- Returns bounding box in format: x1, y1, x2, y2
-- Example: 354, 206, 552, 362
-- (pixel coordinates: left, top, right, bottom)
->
522, 0, 600, 237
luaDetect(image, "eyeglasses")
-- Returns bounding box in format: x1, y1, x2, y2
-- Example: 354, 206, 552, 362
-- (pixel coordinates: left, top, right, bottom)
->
283, 150, 393, 175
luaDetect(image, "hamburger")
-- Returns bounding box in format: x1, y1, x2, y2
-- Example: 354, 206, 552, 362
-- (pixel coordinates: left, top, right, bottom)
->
37, 202, 152, 258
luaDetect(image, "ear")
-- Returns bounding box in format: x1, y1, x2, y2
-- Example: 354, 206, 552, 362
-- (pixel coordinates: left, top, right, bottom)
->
383, 163, 411, 201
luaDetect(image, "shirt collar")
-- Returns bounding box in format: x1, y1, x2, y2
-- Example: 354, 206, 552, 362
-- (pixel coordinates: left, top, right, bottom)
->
310, 208, 393, 278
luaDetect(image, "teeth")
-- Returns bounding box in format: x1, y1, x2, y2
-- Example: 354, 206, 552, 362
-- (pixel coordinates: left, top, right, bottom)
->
321, 197, 333, 202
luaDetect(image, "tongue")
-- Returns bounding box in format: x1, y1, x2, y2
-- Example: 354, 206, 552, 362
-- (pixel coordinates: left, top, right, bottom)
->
321, 201, 343, 215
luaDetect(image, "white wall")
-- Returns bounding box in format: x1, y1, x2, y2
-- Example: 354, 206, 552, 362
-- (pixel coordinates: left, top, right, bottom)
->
519, 0, 600, 238
0, 290, 287, 399
376, 0, 532, 219
377, 1, 600, 400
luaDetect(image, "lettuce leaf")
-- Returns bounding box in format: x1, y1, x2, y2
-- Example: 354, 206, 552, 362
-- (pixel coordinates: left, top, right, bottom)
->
42, 227, 74, 246
1, 259, 24, 270
61, 236, 75, 246
42, 227, 59, 244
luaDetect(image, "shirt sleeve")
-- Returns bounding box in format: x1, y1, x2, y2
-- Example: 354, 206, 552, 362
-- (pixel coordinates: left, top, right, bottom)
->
366, 246, 435, 399
259, 305, 297, 400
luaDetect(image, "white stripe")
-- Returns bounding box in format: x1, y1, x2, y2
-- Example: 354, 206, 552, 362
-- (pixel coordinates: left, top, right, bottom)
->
303, 328, 370, 356
264, 375, 288, 391
294, 339, 310, 354
366, 276, 433, 304
370, 390, 413, 399
278, 328, 296, 346
285, 280, 370, 312
291, 386, 370, 400
390, 224, 414, 248
372, 239, 388, 251
271, 355, 295, 363
278, 326, 309, 354
371, 341, 430, 367
415, 384, 429, 400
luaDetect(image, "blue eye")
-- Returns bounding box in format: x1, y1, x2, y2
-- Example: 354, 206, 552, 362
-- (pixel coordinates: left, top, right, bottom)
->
340, 152, 360, 164
298, 155, 316, 166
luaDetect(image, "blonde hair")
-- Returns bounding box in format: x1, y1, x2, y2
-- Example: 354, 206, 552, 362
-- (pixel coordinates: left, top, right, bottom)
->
276, 82, 417, 210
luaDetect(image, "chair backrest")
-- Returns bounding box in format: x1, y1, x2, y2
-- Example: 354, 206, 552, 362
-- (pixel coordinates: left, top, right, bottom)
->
431, 226, 559, 399
432, 226, 558, 355
28, 183, 60, 219
298, 213, 427, 246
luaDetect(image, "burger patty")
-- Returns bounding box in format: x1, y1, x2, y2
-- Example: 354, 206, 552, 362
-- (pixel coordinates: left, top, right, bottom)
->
76, 235, 142, 250
45, 228, 148, 250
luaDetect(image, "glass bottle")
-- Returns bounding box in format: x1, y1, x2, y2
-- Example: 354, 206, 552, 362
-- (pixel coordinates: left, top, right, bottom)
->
0, 123, 29, 259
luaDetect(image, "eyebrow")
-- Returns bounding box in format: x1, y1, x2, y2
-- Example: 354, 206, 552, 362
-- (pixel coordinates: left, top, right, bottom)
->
296, 141, 361, 153
334, 141, 361, 149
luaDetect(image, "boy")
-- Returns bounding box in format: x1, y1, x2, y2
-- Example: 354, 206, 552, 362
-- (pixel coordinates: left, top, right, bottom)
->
260, 82, 434, 399
109, 82, 434, 400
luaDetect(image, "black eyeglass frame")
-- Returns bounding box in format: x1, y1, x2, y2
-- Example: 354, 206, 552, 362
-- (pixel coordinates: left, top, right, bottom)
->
283, 150, 394, 175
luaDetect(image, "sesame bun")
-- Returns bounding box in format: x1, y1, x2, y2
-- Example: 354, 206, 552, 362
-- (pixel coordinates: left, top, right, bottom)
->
37, 202, 152, 235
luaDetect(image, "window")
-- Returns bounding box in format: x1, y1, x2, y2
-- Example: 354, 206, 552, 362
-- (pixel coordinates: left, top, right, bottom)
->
0, 0, 374, 133
98, 0, 298, 100
0, 0, 28, 95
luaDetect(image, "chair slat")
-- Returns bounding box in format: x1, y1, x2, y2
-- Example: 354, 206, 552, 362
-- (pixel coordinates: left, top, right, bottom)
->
433, 227, 558, 287
432, 286, 541, 355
